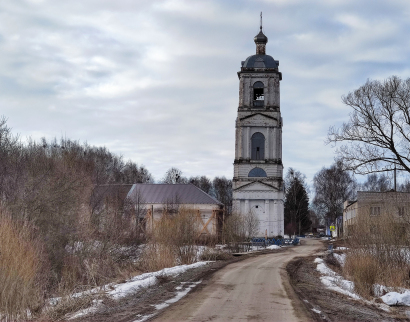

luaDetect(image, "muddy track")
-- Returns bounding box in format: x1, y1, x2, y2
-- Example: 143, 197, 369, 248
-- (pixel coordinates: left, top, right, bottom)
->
150, 239, 321, 322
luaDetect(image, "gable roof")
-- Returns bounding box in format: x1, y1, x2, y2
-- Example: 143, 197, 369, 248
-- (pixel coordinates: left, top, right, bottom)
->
127, 184, 223, 206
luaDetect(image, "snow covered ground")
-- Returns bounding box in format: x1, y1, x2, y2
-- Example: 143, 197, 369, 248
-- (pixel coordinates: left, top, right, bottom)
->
55, 262, 211, 320
315, 254, 410, 308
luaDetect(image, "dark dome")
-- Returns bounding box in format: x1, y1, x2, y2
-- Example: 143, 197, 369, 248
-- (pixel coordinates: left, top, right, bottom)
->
254, 30, 268, 44
242, 54, 278, 69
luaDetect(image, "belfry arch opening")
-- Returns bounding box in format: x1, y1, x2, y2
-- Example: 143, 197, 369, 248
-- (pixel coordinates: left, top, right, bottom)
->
253, 81, 264, 107
251, 132, 265, 160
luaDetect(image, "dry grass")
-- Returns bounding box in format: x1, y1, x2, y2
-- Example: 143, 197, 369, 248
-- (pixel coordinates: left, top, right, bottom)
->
199, 249, 232, 261
138, 208, 200, 272
42, 293, 96, 321
344, 204, 410, 297
344, 253, 378, 298
0, 211, 46, 320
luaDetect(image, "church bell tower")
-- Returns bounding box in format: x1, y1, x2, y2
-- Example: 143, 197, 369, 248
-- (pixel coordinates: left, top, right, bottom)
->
232, 16, 284, 237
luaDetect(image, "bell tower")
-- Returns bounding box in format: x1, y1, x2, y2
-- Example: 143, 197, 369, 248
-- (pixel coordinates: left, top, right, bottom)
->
232, 15, 284, 237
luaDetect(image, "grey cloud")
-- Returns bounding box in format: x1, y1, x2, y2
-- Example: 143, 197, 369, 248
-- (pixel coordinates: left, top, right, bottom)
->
1, 0, 410, 183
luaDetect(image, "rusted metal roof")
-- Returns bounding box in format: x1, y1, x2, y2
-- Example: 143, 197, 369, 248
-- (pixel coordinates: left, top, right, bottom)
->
127, 184, 223, 206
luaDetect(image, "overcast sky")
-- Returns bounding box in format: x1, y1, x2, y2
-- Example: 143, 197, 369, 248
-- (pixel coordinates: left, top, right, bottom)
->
1, 0, 410, 185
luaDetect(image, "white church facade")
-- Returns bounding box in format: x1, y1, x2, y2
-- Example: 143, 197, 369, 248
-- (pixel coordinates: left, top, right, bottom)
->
232, 22, 284, 237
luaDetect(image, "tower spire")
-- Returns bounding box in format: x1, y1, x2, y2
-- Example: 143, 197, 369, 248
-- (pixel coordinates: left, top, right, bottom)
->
254, 13, 268, 55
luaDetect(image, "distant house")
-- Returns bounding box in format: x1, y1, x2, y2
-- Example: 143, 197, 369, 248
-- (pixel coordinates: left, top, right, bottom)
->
127, 184, 224, 237
343, 191, 410, 237
90, 183, 224, 238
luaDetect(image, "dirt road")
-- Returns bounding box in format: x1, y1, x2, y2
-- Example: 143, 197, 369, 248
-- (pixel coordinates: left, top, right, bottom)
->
152, 239, 322, 322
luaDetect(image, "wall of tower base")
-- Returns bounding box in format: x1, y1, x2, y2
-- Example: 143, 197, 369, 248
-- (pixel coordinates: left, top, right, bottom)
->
233, 192, 284, 238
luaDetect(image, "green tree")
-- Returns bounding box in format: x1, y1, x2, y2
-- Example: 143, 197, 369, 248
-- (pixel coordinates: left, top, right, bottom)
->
284, 169, 311, 235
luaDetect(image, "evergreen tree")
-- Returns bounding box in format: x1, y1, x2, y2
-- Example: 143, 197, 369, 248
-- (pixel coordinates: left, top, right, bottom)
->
284, 168, 311, 235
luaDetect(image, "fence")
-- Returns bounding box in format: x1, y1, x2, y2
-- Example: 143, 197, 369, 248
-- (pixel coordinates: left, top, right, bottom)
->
251, 237, 300, 247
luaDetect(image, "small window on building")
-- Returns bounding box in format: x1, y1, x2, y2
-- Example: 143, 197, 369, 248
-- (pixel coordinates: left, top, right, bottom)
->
253, 81, 264, 107
370, 206, 380, 216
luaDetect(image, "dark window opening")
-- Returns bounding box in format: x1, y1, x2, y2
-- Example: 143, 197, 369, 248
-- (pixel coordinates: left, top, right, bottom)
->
255, 205, 259, 209
253, 81, 264, 107
251, 132, 265, 160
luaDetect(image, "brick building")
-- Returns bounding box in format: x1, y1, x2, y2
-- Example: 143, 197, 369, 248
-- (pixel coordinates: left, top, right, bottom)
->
343, 191, 410, 237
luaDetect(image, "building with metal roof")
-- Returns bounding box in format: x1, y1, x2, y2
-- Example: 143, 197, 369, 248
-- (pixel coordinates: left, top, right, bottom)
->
127, 184, 223, 237
127, 183, 223, 206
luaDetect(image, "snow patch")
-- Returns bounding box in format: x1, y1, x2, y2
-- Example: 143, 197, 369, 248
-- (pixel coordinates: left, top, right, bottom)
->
333, 253, 346, 266
315, 258, 360, 301
63, 262, 210, 319
266, 245, 281, 250
154, 280, 202, 310
381, 291, 410, 306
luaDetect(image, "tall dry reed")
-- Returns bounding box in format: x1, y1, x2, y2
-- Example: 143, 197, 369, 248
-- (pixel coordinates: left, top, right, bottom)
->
0, 210, 46, 320
138, 208, 200, 272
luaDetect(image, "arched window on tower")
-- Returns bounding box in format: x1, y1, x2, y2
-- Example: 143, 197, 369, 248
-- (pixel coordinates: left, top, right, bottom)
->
248, 167, 267, 177
251, 132, 265, 160
253, 81, 264, 107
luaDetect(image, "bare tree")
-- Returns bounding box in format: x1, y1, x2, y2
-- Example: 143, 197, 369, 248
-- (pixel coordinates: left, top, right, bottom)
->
161, 167, 187, 184
212, 177, 232, 216
313, 161, 356, 224
128, 188, 147, 236
328, 76, 410, 175
245, 210, 259, 238
162, 194, 181, 215
359, 173, 391, 192
188, 176, 212, 194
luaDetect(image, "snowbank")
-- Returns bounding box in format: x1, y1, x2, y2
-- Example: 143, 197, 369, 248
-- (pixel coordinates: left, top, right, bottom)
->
381, 291, 410, 306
